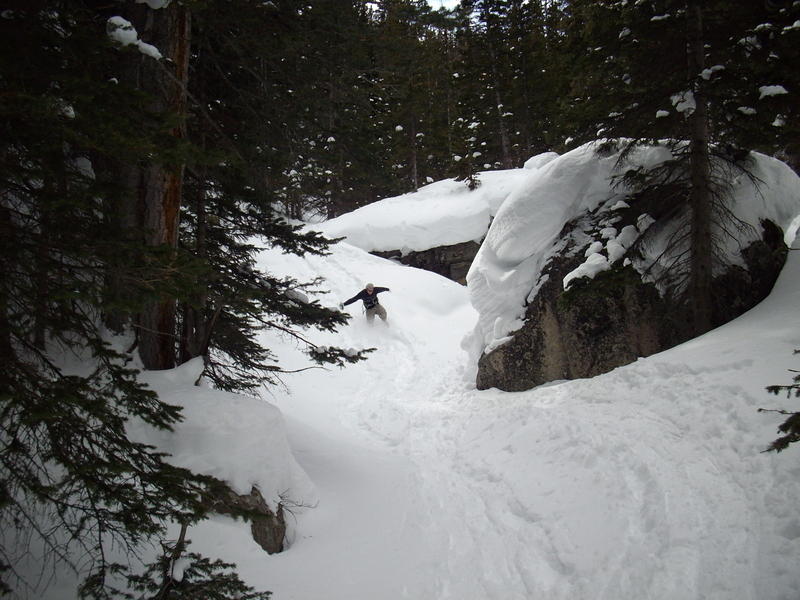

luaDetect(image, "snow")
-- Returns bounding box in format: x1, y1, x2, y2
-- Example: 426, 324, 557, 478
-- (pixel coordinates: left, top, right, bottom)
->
311, 166, 534, 253
466, 141, 800, 358
563, 221, 643, 290
22, 145, 800, 600
700, 65, 725, 80
133, 358, 316, 507
187, 216, 800, 600
106, 16, 163, 60
563, 251, 610, 288
671, 90, 696, 114
759, 85, 789, 99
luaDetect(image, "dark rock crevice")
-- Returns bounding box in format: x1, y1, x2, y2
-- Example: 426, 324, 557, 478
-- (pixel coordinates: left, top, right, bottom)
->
373, 240, 481, 285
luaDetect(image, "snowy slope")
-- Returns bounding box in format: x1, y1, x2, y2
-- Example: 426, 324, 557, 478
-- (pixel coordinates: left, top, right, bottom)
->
170, 147, 800, 600
29, 148, 799, 600
158, 228, 800, 600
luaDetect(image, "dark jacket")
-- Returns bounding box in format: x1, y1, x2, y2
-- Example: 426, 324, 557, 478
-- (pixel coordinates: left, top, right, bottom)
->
343, 287, 390, 309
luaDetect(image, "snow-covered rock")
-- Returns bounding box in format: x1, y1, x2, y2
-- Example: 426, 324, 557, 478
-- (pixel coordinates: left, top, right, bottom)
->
465, 141, 800, 391
133, 358, 317, 510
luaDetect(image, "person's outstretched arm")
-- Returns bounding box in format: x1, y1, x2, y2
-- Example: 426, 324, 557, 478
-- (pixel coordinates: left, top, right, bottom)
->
341, 291, 364, 307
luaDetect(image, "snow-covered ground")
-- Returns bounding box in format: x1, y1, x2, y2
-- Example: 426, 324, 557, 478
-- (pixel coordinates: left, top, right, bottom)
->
24, 148, 800, 599
167, 232, 800, 600
174, 147, 800, 600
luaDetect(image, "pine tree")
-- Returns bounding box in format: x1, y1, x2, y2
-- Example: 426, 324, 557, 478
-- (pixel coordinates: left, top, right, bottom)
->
183, 0, 373, 392
104, 0, 194, 371
505, 0, 567, 155
280, 0, 384, 216
0, 3, 231, 596
447, 1, 487, 188
761, 351, 800, 453
370, 0, 436, 193
712, 1, 800, 172
1, 1, 369, 596
563, 0, 797, 335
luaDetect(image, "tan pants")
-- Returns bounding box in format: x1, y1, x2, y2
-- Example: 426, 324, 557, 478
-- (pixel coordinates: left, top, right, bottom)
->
366, 304, 387, 324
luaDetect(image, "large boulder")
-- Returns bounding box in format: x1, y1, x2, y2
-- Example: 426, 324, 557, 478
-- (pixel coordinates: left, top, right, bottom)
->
467, 142, 800, 393
476, 219, 787, 392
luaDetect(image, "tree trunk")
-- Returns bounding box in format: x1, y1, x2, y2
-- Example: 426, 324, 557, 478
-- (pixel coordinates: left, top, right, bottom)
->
179, 175, 207, 365
410, 120, 419, 190
493, 87, 513, 169
485, 34, 513, 169
687, 2, 713, 335
128, 2, 192, 370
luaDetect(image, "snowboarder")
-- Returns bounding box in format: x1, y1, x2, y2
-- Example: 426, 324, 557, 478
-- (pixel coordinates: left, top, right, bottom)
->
340, 283, 390, 325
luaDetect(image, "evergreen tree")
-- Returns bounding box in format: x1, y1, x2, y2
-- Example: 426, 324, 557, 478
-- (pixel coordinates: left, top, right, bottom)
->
562, 0, 797, 335
713, 0, 800, 172
761, 351, 800, 453
511, 0, 574, 154
473, 0, 517, 169
281, 0, 383, 215
103, 0, 194, 371
373, 0, 467, 192
183, 0, 372, 392
0, 3, 232, 596
0, 0, 369, 596
448, 1, 488, 188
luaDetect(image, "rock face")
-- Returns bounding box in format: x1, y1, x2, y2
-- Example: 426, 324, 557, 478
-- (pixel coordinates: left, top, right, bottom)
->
210, 485, 286, 554
476, 220, 788, 392
373, 240, 481, 285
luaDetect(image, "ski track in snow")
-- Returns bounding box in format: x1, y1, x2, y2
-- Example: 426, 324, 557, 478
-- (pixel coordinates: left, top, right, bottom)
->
232, 240, 800, 600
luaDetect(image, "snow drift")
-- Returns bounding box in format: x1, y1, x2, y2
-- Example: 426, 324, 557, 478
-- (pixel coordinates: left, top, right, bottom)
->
312, 168, 528, 253
134, 358, 316, 508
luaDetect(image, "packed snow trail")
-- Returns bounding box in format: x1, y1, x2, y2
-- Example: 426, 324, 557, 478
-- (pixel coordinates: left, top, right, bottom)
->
183, 239, 800, 600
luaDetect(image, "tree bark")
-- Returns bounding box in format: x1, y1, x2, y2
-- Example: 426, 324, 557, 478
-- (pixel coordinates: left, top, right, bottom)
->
410, 120, 419, 190
127, 2, 192, 370
687, 2, 713, 335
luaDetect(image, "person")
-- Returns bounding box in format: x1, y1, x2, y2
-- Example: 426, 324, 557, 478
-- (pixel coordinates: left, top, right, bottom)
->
340, 283, 390, 325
